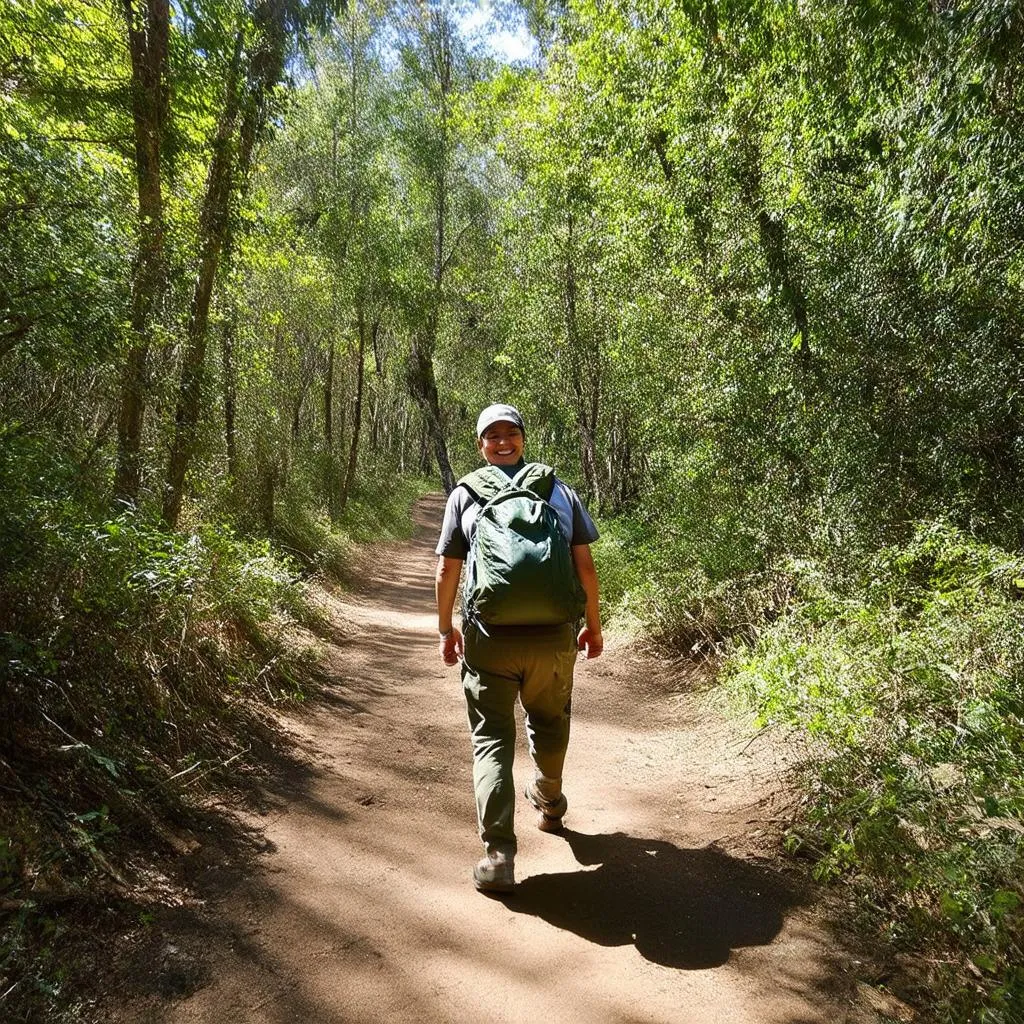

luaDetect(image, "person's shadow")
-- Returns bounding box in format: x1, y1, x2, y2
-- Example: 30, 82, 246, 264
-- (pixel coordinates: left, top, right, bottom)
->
507, 830, 802, 969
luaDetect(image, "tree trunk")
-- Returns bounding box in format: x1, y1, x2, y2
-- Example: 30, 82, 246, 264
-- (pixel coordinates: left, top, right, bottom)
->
369, 319, 381, 453
404, 131, 456, 493
292, 336, 308, 441
734, 134, 812, 363
418, 424, 432, 476
372, 318, 385, 374
325, 335, 336, 514
400, 5, 457, 494
161, 0, 291, 527
325, 338, 335, 450
370, 392, 380, 455
339, 308, 366, 511
114, 0, 169, 505
257, 451, 276, 532
162, 35, 245, 527
562, 210, 601, 503
408, 334, 455, 492
221, 318, 237, 478
399, 406, 409, 474
338, 389, 348, 470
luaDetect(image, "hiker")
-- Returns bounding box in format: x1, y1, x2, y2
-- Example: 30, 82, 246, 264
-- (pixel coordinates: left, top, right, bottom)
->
434, 403, 603, 893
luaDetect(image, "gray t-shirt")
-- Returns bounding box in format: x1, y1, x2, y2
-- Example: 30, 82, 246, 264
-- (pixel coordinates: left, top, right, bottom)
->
435, 473, 599, 559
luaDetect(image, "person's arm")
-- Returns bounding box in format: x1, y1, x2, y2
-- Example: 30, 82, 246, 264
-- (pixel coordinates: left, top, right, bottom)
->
435, 555, 465, 666
571, 543, 603, 659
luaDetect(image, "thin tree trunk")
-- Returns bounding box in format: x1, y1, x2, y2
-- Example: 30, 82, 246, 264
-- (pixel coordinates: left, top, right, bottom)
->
735, 135, 812, 363
562, 210, 600, 502
338, 389, 348, 472
257, 449, 276, 531
114, 0, 169, 504
418, 425, 432, 476
402, 5, 457, 494
339, 308, 366, 511
325, 335, 336, 514
399, 406, 409, 474
732, 127, 815, 502
369, 319, 381, 453
370, 391, 380, 454
161, 1, 289, 527
291, 335, 307, 441
221, 318, 237, 478
408, 334, 455, 492
325, 338, 335, 450
372, 318, 385, 374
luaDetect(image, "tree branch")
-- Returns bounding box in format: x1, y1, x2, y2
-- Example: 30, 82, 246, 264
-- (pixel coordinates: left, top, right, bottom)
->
440, 218, 474, 276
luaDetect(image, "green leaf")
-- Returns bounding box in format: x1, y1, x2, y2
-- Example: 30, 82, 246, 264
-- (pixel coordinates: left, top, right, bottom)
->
940, 892, 964, 921
972, 953, 997, 973
990, 890, 1021, 919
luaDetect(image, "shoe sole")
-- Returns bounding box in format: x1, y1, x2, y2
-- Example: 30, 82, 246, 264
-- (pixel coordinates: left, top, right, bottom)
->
474, 877, 515, 894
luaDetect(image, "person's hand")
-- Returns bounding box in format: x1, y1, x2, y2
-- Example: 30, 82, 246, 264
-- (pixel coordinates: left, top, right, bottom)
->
439, 628, 464, 666
577, 625, 604, 660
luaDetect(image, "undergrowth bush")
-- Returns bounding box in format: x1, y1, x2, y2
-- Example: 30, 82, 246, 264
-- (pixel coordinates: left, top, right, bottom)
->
0, 494, 317, 1016
725, 522, 1024, 1023
258, 470, 432, 579
0, 461, 432, 1016
591, 513, 796, 654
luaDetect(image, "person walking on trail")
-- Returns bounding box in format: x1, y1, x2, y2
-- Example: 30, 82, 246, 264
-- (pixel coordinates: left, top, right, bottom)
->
434, 403, 604, 894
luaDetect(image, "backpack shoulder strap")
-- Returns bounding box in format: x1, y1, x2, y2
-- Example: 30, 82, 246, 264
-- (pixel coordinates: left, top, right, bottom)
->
459, 464, 513, 504
513, 462, 555, 501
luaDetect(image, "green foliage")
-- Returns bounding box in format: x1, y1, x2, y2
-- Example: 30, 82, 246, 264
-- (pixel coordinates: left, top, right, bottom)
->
726, 523, 1024, 1021
2, 495, 310, 745
0, 452, 312, 860
270, 464, 432, 578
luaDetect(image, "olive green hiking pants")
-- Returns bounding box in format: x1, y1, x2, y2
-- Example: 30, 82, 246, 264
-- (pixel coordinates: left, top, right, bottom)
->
461, 620, 578, 853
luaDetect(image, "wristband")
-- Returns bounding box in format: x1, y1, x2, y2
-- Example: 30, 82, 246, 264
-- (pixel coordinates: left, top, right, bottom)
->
439, 629, 452, 639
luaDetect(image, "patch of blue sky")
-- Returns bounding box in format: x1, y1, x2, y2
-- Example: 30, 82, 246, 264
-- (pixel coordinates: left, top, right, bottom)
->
458, 0, 536, 64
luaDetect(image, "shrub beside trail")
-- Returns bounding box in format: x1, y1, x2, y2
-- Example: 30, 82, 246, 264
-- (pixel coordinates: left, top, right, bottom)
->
721, 524, 1024, 1023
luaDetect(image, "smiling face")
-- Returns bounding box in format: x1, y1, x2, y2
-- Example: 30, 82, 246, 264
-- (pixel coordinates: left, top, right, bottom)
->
478, 420, 525, 466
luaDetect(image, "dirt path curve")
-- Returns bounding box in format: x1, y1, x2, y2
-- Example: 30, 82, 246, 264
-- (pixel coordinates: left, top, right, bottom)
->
116, 495, 864, 1024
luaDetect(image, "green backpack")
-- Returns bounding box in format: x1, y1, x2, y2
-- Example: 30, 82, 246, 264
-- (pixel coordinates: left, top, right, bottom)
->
460, 462, 586, 626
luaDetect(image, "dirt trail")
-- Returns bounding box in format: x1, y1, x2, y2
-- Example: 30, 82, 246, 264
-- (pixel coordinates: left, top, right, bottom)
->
112, 495, 866, 1024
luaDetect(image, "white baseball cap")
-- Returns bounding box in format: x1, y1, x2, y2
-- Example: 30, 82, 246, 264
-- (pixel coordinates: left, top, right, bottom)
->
476, 403, 525, 438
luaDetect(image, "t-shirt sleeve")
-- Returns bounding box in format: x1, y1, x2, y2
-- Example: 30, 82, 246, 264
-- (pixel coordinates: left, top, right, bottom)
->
435, 487, 471, 558
566, 487, 600, 545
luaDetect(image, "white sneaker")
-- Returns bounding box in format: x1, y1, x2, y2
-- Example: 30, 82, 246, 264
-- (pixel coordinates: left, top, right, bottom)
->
473, 849, 515, 893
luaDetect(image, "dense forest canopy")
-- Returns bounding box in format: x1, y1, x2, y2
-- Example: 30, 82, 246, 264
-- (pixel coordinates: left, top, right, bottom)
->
3, 0, 1021, 539
2, 1, 1022, 1020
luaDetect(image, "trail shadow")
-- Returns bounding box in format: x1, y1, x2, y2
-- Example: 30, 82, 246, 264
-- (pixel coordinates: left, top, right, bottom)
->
507, 830, 802, 969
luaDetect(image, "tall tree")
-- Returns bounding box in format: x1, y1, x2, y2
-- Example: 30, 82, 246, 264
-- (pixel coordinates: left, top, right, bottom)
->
393, 0, 469, 494
114, 0, 170, 503
162, 0, 339, 527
